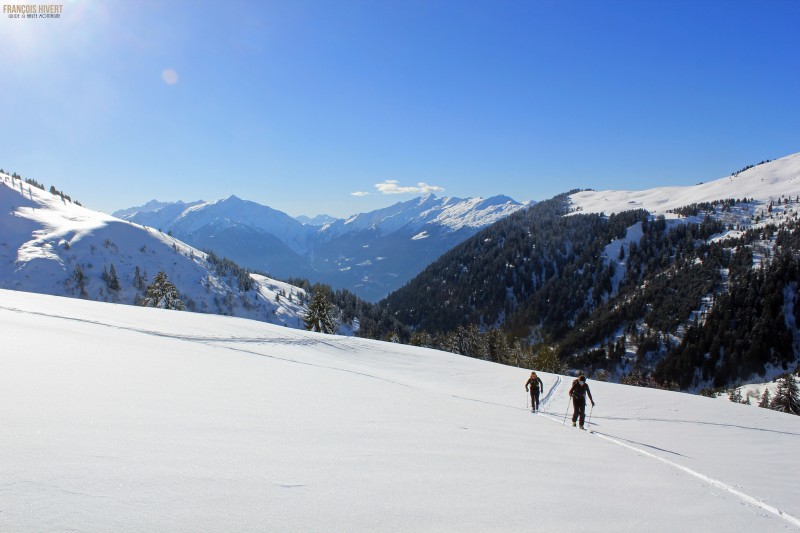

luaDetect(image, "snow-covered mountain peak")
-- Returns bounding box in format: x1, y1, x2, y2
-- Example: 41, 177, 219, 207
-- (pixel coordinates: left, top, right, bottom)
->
417, 192, 438, 204
326, 194, 525, 237
296, 213, 340, 226
112, 199, 204, 220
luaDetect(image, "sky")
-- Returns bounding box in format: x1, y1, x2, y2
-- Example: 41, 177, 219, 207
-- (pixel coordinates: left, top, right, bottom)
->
1, 0, 799, 219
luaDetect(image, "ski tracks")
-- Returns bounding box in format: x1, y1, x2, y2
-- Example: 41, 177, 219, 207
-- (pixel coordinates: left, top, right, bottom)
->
532, 377, 800, 530
588, 430, 800, 529
539, 375, 561, 409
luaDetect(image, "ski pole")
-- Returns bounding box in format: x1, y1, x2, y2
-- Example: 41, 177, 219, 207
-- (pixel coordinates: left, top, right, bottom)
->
526, 392, 529, 410
588, 404, 594, 427
562, 395, 571, 426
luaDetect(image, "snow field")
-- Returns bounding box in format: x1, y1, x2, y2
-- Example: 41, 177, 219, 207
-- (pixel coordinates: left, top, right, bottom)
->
2, 290, 799, 532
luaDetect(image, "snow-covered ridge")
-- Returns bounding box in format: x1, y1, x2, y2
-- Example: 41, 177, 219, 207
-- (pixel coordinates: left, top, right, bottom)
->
117, 193, 527, 247
320, 193, 527, 239
173, 195, 315, 255
570, 152, 800, 216
0, 172, 310, 329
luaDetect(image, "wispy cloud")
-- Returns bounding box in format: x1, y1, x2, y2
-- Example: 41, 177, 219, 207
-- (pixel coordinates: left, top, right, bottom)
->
375, 180, 444, 195
350, 191, 370, 197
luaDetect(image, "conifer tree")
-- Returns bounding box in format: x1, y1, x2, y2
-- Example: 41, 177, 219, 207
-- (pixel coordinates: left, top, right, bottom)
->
304, 290, 337, 334
104, 264, 120, 291
771, 375, 800, 415
728, 387, 743, 403
758, 388, 772, 408
133, 266, 145, 290
140, 271, 185, 310
72, 264, 87, 297
531, 345, 566, 374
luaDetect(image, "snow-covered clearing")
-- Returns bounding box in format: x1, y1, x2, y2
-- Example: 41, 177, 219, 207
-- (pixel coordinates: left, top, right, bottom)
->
1, 290, 798, 531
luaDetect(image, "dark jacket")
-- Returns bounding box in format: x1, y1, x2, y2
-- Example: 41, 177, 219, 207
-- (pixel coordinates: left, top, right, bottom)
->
569, 379, 594, 403
526, 374, 544, 394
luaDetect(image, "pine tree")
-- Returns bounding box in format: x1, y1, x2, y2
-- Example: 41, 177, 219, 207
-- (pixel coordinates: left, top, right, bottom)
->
304, 290, 337, 334
758, 388, 772, 408
140, 271, 185, 310
72, 264, 87, 297
487, 328, 510, 364
531, 345, 566, 374
728, 387, 743, 403
105, 264, 120, 291
133, 266, 145, 290
771, 374, 800, 415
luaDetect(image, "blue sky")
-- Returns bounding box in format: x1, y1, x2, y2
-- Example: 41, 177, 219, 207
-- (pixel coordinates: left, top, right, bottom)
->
2, 0, 799, 218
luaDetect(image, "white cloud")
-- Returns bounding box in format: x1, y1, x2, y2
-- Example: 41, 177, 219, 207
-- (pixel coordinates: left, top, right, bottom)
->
161, 68, 179, 85
375, 180, 444, 195
350, 191, 370, 197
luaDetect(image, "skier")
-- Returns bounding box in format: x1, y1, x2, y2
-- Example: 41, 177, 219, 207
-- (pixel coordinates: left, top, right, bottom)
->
569, 374, 595, 429
525, 371, 544, 412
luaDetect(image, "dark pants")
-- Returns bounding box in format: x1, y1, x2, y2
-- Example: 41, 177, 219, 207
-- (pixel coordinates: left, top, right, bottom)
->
572, 397, 586, 426
530, 390, 540, 410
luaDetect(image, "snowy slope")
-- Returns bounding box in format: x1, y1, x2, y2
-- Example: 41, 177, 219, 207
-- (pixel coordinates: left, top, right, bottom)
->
0, 173, 309, 329
570, 152, 800, 216
2, 290, 799, 532
714, 375, 800, 407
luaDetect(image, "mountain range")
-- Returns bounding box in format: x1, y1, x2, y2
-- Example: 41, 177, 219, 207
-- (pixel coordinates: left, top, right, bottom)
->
114, 194, 528, 301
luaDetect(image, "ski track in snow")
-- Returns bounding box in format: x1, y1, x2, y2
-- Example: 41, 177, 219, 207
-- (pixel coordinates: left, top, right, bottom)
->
539, 375, 561, 407
6, 303, 799, 530
592, 415, 800, 437
535, 377, 800, 530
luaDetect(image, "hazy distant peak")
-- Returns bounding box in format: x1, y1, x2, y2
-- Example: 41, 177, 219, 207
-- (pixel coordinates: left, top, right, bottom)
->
296, 214, 339, 226
112, 199, 203, 219
474, 195, 518, 209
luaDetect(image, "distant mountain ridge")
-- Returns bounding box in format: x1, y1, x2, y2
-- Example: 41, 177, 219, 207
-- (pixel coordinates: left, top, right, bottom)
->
114, 193, 528, 301
296, 214, 338, 226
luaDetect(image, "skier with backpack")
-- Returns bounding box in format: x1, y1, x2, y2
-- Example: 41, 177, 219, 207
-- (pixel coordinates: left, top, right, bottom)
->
525, 371, 544, 412
569, 374, 595, 429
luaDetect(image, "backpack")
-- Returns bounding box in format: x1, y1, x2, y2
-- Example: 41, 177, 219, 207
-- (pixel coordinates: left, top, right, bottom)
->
571, 379, 587, 398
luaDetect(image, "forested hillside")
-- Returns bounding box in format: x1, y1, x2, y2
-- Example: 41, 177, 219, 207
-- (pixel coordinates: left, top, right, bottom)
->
384, 192, 800, 391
